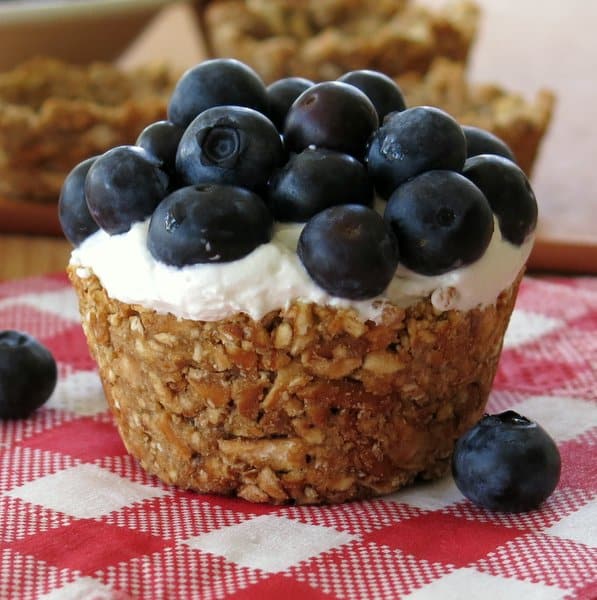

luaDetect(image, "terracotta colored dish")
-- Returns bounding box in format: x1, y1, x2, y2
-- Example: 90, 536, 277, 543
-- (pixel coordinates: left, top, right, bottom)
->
0, 196, 62, 236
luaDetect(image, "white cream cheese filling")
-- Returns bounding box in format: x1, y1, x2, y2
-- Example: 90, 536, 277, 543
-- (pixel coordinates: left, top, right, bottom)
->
71, 217, 533, 322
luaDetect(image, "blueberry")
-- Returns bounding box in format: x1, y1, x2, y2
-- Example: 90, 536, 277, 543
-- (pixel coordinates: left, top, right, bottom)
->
58, 156, 100, 246
167, 58, 269, 128
267, 148, 374, 222
452, 411, 561, 512
85, 146, 169, 235
338, 69, 406, 123
284, 81, 379, 160
366, 106, 467, 199
0, 330, 57, 420
384, 170, 494, 275
298, 205, 399, 300
148, 184, 273, 266
463, 155, 537, 246
136, 120, 185, 176
176, 106, 284, 192
463, 125, 516, 163
267, 77, 314, 130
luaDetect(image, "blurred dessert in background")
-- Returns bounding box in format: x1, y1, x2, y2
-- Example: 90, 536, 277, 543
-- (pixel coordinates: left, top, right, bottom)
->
196, 0, 553, 175
398, 59, 554, 175
0, 58, 174, 205
0, 0, 553, 218
198, 0, 480, 82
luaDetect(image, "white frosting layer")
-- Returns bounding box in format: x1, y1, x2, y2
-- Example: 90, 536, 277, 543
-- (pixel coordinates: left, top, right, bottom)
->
71, 217, 533, 322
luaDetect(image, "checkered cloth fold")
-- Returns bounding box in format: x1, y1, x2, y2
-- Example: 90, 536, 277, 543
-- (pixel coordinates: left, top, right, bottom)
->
0, 274, 595, 600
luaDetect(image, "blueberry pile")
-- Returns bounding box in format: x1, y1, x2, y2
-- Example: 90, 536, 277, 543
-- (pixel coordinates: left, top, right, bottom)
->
59, 58, 538, 300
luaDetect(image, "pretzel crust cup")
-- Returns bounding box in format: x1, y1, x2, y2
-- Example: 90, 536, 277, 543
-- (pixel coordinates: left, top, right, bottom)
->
69, 265, 522, 505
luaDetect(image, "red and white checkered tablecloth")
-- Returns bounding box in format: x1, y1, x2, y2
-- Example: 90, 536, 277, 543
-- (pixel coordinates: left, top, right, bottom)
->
0, 273, 595, 600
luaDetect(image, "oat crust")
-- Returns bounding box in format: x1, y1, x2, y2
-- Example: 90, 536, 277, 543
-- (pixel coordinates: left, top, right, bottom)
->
69, 266, 522, 504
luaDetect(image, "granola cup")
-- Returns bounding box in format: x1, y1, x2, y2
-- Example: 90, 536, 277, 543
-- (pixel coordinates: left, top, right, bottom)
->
69, 265, 522, 505
198, 0, 480, 83
0, 58, 174, 204
398, 58, 555, 176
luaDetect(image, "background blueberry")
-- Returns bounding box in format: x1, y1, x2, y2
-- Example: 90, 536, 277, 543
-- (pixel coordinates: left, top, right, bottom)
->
338, 69, 406, 123
148, 184, 273, 266
463, 154, 538, 246
176, 106, 284, 192
284, 81, 379, 160
298, 204, 399, 300
367, 106, 467, 199
266, 77, 314, 131
384, 170, 494, 275
136, 120, 185, 177
0, 330, 57, 420
267, 148, 374, 222
58, 156, 99, 246
463, 125, 516, 163
85, 145, 169, 235
167, 58, 269, 128
452, 411, 561, 512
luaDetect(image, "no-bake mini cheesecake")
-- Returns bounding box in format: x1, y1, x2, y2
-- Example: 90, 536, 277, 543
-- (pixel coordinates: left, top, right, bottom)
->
63, 59, 537, 504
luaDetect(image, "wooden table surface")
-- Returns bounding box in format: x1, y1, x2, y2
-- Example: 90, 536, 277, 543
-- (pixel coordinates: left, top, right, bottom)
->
0, 235, 71, 280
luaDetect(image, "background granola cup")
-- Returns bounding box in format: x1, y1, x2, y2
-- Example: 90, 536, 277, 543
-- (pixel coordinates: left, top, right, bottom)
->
196, 0, 480, 83
195, 1, 553, 176
69, 265, 523, 505
0, 58, 174, 205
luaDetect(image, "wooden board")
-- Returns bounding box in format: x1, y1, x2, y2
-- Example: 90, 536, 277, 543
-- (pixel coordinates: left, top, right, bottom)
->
1, 2, 596, 274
